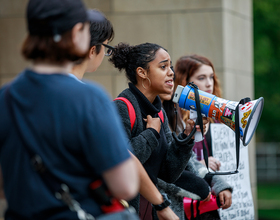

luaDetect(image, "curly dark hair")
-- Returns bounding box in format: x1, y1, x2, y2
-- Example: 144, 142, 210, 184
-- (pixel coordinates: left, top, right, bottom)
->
108, 42, 166, 84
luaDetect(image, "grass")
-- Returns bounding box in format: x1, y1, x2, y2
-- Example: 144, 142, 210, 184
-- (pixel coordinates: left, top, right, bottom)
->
257, 183, 280, 220
258, 209, 280, 220
258, 183, 280, 200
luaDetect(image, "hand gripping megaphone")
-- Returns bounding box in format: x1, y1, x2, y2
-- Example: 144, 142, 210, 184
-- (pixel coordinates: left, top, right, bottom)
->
173, 84, 264, 146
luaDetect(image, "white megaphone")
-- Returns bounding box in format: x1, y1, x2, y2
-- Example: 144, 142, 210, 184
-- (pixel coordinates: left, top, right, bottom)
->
173, 84, 264, 146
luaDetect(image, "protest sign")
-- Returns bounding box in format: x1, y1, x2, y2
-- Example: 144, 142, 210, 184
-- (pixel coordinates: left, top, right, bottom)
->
211, 123, 254, 220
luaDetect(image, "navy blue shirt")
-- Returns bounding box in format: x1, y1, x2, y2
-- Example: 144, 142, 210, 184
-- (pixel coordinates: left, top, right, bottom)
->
0, 69, 131, 220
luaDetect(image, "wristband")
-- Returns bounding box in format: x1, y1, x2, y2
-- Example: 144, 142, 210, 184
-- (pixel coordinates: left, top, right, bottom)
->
152, 193, 171, 211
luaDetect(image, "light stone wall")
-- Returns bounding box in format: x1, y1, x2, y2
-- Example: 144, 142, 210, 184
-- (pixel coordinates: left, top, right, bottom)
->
0, 0, 29, 86
0, 0, 257, 218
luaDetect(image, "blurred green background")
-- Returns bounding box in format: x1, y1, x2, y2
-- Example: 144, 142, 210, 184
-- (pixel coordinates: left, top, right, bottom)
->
254, 0, 280, 219
254, 0, 280, 142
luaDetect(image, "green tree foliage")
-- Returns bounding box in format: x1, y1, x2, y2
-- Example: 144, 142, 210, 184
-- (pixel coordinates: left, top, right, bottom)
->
254, 0, 280, 142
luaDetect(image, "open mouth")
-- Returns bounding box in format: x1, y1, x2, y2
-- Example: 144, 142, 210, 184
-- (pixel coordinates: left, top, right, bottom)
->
166, 80, 173, 87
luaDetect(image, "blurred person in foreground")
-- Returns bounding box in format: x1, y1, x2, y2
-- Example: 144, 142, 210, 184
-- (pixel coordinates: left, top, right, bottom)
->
0, 0, 139, 219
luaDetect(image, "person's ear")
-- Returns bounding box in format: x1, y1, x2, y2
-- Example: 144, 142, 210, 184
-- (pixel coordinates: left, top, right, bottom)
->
72, 23, 84, 47
136, 67, 147, 79
88, 46, 96, 59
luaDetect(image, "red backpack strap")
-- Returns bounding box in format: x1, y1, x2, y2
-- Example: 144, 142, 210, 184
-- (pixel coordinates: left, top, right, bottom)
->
113, 97, 136, 131
114, 97, 164, 130
158, 110, 164, 123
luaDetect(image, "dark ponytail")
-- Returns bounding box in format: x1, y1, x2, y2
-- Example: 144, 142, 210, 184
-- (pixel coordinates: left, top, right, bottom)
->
109, 42, 165, 85
109, 43, 131, 70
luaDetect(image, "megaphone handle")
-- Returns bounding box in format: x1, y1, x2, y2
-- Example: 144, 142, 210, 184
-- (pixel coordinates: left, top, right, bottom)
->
190, 110, 204, 142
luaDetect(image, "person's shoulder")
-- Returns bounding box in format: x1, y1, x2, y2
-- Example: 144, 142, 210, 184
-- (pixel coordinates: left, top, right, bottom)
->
81, 80, 115, 103
0, 76, 19, 98
0, 70, 26, 92
114, 88, 141, 114
116, 88, 137, 104
0, 84, 9, 108
0, 84, 9, 94
82, 79, 109, 95
117, 87, 131, 97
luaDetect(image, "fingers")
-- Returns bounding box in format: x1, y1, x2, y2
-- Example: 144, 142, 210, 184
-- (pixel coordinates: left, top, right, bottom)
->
215, 160, 221, 171
143, 115, 153, 121
184, 119, 195, 136
219, 190, 232, 210
185, 123, 192, 132
195, 122, 207, 132
222, 198, 231, 209
223, 192, 232, 209
145, 115, 161, 133
195, 124, 201, 132
208, 157, 221, 171
221, 198, 231, 209
144, 115, 160, 122
194, 117, 209, 134
187, 119, 195, 127
219, 191, 225, 208
184, 117, 209, 135
209, 163, 218, 171
195, 125, 206, 134
143, 115, 152, 122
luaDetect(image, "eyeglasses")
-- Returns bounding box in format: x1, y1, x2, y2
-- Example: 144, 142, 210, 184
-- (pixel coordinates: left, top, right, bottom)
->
102, 43, 115, 56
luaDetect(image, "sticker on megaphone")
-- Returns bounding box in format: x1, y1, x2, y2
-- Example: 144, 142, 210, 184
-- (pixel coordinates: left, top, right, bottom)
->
173, 85, 264, 146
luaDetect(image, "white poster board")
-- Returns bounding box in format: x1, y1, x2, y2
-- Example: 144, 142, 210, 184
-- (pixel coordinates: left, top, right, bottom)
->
210, 123, 254, 220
